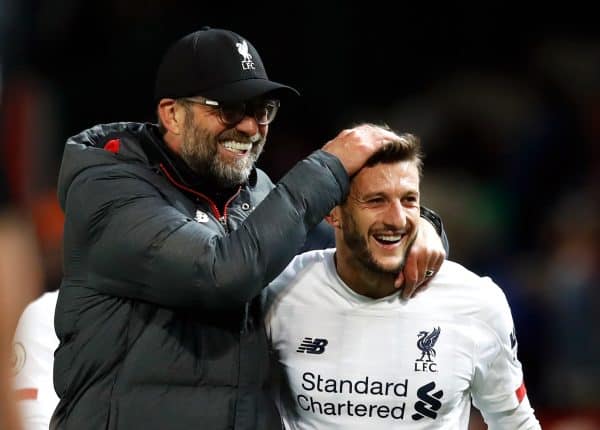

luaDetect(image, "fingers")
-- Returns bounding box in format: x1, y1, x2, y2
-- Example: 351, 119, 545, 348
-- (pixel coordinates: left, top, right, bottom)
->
400, 250, 420, 299
340, 124, 398, 147
431, 252, 445, 274
404, 256, 443, 298
322, 124, 401, 176
393, 271, 404, 289
400, 225, 446, 299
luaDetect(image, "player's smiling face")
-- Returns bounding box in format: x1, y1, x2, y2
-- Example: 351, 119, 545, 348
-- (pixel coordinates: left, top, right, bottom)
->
338, 160, 420, 274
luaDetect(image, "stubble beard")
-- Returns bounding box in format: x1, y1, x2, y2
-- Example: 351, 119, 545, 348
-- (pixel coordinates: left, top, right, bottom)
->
180, 115, 266, 188
341, 212, 409, 276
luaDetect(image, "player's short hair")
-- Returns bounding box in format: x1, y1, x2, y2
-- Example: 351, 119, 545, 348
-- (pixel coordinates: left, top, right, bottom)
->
364, 126, 423, 176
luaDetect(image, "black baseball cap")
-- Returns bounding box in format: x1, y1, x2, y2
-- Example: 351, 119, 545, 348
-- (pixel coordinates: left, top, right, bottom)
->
154, 27, 299, 103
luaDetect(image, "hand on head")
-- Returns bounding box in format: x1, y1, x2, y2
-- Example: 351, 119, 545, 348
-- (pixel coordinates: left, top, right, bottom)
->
322, 124, 400, 176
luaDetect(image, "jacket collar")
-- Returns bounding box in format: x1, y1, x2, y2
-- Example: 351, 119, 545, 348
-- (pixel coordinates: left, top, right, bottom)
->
142, 124, 257, 204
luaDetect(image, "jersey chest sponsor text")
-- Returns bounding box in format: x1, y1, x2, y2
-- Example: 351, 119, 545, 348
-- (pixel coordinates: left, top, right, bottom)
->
279, 320, 473, 424
293, 371, 445, 422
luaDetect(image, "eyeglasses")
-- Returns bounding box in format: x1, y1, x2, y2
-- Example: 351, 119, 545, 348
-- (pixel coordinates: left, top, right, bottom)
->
183, 96, 280, 126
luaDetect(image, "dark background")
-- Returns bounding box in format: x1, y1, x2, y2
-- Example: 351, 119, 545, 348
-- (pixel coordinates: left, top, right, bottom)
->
2, 2, 599, 427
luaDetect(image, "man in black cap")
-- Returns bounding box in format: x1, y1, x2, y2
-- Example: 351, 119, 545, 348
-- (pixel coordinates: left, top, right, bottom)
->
50, 28, 448, 429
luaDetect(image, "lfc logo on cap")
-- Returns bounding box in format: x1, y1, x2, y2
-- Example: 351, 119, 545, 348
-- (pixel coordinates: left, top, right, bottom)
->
235, 40, 255, 70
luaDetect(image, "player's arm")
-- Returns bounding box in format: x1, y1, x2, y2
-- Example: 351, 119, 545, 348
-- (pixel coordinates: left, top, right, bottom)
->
471, 279, 541, 429
482, 396, 541, 429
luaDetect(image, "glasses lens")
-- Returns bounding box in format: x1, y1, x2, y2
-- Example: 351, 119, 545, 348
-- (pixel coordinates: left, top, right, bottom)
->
253, 100, 279, 125
218, 100, 280, 126
219, 103, 246, 126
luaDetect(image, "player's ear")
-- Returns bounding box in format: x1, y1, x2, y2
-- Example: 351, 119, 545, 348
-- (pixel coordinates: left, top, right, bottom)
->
325, 207, 342, 229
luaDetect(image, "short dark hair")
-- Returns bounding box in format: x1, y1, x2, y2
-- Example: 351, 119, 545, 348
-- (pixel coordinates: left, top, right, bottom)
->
365, 131, 423, 176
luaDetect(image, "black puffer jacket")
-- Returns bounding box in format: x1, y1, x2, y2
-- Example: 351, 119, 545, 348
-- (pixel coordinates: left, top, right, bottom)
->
51, 122, 346, 430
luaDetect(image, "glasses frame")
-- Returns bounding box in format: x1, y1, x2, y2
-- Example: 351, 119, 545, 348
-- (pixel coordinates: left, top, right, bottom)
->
182, 96, 280, 126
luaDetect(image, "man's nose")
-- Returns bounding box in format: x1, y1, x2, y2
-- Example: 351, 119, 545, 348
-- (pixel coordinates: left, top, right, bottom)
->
235, 114, 260, 136
385, 200, 407, 228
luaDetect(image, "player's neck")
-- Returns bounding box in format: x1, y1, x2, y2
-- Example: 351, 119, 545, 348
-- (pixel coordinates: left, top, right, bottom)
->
334, 252, 397, 299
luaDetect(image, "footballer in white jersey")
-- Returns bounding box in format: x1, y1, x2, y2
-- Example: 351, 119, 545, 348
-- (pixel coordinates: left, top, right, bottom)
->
12, 291, 60, 430
263, 251, 540, 429
262, 133, 540, 429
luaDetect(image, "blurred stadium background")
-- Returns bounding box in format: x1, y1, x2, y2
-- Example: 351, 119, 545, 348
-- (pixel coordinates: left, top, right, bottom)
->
1, 2, 598, 428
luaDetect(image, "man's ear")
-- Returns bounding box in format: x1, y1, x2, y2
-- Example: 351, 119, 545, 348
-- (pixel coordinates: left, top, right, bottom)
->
325, 207, 342, 229
157, 99, 184, 135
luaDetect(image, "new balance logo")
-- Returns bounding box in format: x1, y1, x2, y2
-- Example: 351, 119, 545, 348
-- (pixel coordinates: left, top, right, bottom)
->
411, 381, 444, 420
510, 328, 517, 349
296, 337, 328, 354
510, 327, 518, 361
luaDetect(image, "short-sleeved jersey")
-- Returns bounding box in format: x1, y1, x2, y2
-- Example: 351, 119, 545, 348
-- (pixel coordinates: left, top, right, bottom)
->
262, 249, 540, 429
12, 291, 60, 430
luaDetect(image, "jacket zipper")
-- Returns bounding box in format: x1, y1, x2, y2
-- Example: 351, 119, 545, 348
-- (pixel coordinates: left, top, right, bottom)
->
218, 216, 229, 232
159, 163, 240, 228
159, 163, 251, 332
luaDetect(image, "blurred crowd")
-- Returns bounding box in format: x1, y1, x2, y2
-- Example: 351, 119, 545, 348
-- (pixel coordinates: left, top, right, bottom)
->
1, 2, 598, 429
380, 37, 600, 411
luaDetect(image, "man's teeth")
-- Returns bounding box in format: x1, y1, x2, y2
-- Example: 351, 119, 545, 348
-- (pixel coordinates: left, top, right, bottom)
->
222, 141, 252, 151
375, 234, 403, 243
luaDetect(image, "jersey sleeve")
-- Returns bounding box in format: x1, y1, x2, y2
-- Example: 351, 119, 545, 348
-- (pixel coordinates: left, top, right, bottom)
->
470, 279, 541, 429
481, 396, 542, 430
12, 294, 60, 430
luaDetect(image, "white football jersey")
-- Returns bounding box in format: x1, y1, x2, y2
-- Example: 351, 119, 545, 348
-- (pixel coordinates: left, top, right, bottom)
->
263, 249, 540, 429
12, 291, 60, 430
